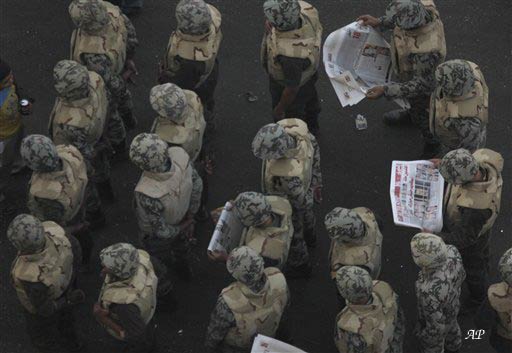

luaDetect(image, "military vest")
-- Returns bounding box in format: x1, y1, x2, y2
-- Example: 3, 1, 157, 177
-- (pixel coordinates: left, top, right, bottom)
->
49, 71, 108, 146
11, 221, 74, 314
488, 282, 512, 340
262, 1, 322, 87
222, 267, 289, 348
151, 90, 206, 162
444, 149, 503, 237
262, 118, 314, 196
0, 85, 22, 140
99, 250, 158, 340
164, 4, 222, 88
70, 0, 128, 74
240, 196, 294, 269
329, 207, 383, 280
335, 281, 398, 353
135, 147, 193, 231
430, 61, 488, 149
28, 145, 88, 223
391, 0, 446, 81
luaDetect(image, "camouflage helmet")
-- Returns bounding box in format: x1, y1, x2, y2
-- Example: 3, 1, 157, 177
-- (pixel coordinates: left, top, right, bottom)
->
175, 0, 212, 35
149, 83, 187, 123
252, 124, 296, 160
335, 266, 373, 304
410, 233, 447, 269
21, 135, 61, 172
7, 214, 46, 253
440, 148, 479, 185
129, 133, 170, 173
100, 243, 140, 280
385, 0, 430, 30
53, 60, 90, 101
435, 60, 476, 97
263, 0, 301, 31
69, 0, 109, 34
498, 248, 512, 286
233, 192, 272, 227
226, 246, 265, 285
324, 208, 366, 244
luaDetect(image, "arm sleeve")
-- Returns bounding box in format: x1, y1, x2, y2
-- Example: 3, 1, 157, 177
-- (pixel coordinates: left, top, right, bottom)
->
438, 207, 492, 249
20, 281, 56, 317
122, 14, 138, 59
416, 291, 446, 353
309, 133, 322, 188
276, 56, 309, 87
188, 167, 203, 214
60, 125, 94, 162
109, 304, 150, 348
335, 329, 368, 353
445, 117, 484, 151
205, 296, 236, 351
28, 197, 66, 223
135, 193, 181, 240
280, 176, 308, 211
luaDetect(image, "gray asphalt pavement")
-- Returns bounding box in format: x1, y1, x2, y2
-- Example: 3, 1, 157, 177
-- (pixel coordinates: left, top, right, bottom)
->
1, 1, 511, 352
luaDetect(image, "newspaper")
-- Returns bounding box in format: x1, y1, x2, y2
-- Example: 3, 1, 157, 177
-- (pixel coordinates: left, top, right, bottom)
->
390, 161, 444, 232
323, 21, 409, 109
251, 335, 307, 353
207, 202, 243, 255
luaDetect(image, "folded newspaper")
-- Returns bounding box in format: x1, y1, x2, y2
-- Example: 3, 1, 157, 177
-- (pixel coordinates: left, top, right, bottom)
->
251, 335, 307, 353
390, 161, 444, 233
207, 202, 243, 255
323, 21, 409, 109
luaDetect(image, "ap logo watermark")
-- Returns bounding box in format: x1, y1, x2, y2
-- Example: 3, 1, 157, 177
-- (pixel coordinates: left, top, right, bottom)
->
465, 329, 485, 340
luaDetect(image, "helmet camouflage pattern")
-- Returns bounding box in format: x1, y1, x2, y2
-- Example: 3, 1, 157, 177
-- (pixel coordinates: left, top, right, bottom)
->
149, 83, 187, 123
335, 266, 373, 304
435, 60, 476, 97
498, 248, 512, 286
410, 233, 447, 269
7, 214, 46, 253
100, 242, 139, 280
129, 133, 170, 173
227, 246, 264, 285
175, 0, 212, 35
385, 0, 430, 30
440, 148, 479, 185
21, 135, 61, 172
69, 0, 109, 34
53, 60, 90, 101
252, 123, 296, 160
324, 207, 366, 244
263, 0, 301, 31
233, 192, 272, 227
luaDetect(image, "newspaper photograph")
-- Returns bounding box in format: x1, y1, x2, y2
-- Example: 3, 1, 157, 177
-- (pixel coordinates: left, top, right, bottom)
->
207, 202, 244, 255
251, 335, 307, 353
323, 21, 409, 109
389, 161, 444, 232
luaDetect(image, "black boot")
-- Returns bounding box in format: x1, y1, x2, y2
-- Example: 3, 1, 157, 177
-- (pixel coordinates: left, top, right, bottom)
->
96, 180, 115, 202
383, 109, 411, 125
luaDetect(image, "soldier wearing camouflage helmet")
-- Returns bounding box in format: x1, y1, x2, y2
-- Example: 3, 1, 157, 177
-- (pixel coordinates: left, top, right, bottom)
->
411, 233, 466, 353
95, 242, 158, 351
8, 214, 84, 352
205, 246, 289, 352
432, 147, 504, 309
334, 266, 405, 353
130, 133, 203, 280
360, 0, 447, 157
69, 0, 139, 155
252, 119, 322, 278
430, 59, 489, 152
261, 0, 323, 133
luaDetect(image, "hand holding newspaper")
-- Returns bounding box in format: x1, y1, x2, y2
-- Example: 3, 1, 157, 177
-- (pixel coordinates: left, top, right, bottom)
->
389, 161, 444, 233
207, 202, 244, 257
251, 335, 307, 353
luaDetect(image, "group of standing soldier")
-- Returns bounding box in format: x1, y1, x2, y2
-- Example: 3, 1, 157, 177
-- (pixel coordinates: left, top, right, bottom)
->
0, 0, 510, 353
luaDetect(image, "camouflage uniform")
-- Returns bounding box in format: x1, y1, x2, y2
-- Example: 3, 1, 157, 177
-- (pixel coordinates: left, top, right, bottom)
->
69, 0, 139, 149
205, 247, 289, 352
334, 266, 405, 353
411, 233, 466, 353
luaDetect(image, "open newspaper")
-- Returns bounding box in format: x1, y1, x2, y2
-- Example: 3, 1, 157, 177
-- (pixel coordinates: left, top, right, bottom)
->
251, 335, 307, 353
207, 202, 243, 255
323, 21, 409, 109
390, 161, 444, 232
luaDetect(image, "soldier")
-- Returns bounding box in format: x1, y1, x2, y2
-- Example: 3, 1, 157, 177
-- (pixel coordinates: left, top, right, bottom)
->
252, 119, 322, 278
205, 246, 289, 352
359, 0, 446, 157
69, 0, 138, 154
334, 266, 405, 353
130, 133, 203, 280
430, 59, 488, 153
433, 148, 503, 311
8, 214, 84, 352
94, 243, 158, 353
411, 233, 466, 353
261, 0, 323, 134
